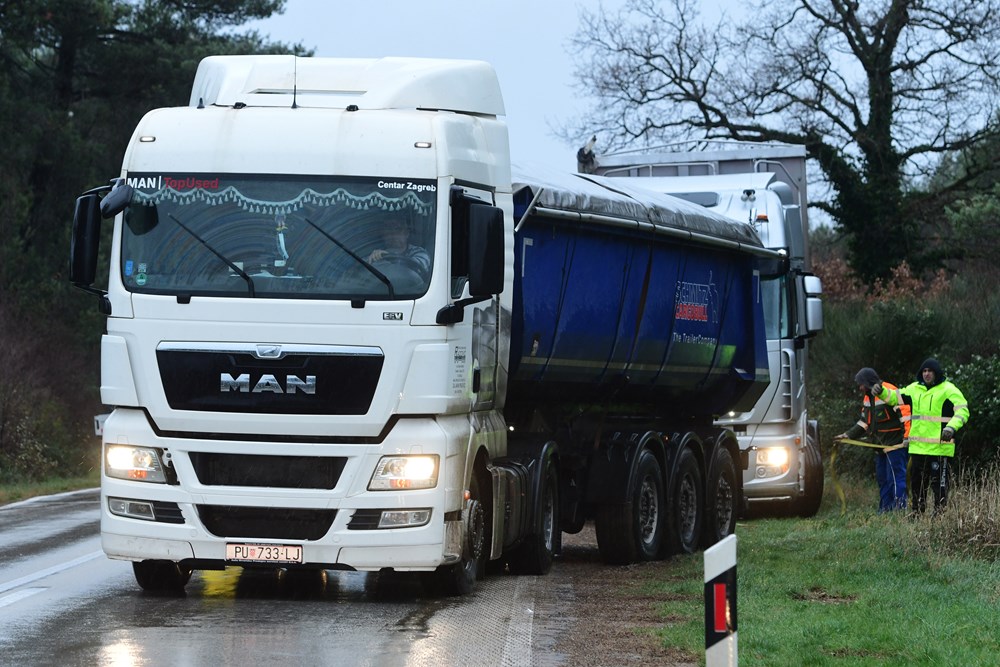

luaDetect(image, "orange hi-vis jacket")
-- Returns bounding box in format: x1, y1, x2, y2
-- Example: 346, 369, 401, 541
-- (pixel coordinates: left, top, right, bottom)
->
845, 381, 911, 446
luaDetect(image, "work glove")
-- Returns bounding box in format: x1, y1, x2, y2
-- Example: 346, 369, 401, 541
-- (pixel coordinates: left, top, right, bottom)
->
941, 426, 955, 442
870, 382, 883, 397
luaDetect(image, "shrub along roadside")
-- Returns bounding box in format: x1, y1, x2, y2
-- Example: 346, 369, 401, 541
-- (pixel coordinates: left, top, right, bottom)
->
644, 474, 1000, 665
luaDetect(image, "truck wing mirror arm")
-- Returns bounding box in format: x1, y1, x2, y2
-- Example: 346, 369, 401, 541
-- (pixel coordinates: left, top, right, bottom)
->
436, 296, 492, 325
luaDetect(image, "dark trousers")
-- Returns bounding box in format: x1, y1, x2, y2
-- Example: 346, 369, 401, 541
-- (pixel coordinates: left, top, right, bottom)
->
910, 453, 951, 514
875, 448, 908, 512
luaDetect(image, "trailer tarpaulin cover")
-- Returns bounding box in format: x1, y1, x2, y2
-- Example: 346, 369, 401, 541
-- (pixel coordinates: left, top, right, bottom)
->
511, 163, 763, 249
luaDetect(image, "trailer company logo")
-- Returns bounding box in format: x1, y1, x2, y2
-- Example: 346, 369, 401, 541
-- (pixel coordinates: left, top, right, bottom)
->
125, 176, 220, 191
674, 277, 719, 323
220, 373, 316, 394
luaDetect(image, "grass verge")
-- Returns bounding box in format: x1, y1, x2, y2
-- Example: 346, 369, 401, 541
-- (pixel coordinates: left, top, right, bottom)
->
0, 470, 99, 506
642, 474, 1000, 666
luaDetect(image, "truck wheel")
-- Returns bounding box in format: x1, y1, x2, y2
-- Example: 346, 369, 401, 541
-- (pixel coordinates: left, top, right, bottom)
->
132, 560, 193, 593
702, 446, 738, 547
665, 447, 703, 555
423, 475, 487, 596
507, 462, 559, 575
796, 437, 824, 518
595, 448, 664, 565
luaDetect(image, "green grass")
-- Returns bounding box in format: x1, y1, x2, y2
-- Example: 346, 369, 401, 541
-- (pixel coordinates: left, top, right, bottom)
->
0, 470, 99, 506
645, 477, 1000, 666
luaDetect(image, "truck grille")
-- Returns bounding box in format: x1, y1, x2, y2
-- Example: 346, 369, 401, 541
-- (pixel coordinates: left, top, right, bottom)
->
189, 453, 346, 489
156, 345, 383, 415
196, 505, 336, 540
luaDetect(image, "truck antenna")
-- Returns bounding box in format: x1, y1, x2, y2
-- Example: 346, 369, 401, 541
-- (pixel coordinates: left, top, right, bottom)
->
292, 56, 299, 109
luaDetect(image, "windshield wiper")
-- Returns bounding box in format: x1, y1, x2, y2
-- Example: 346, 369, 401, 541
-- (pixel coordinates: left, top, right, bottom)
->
167, 213, 256, 297
302, 217, 394, 299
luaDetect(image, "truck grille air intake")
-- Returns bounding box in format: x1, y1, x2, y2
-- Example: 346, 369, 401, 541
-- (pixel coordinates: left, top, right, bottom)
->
189, 453, 346, 489
196, 505, 337, 540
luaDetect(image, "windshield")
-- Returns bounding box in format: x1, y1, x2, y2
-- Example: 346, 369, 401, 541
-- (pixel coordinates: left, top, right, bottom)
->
120, 174, 437, 299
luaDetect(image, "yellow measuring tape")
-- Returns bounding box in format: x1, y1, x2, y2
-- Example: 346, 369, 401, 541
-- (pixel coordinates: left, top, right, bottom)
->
830, 438, 907, 515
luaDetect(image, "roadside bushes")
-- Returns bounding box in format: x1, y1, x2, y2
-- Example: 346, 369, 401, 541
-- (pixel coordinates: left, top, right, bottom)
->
0, 296, 97, 482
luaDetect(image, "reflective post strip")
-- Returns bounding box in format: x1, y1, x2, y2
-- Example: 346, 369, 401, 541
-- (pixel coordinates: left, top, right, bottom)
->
704, 534, 738, 666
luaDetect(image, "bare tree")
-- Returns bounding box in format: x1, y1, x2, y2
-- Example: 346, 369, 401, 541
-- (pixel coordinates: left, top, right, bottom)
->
570, 0, 1000, 278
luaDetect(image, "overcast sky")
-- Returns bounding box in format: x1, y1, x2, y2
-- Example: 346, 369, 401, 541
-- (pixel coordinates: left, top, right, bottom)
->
243, 0, 625, 172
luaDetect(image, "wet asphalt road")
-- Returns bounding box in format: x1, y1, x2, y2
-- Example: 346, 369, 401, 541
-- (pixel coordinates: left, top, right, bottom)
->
0, 490, 572, 666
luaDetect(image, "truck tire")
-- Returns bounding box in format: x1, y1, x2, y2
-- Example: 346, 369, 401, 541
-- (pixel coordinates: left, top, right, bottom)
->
595, 449, 664, 565
132, 560, 193, 593
702, 446, 738, 547
796, 437, 824, 518
506, 462, 559, 575
422, 474, 487, 596
664, 447, 703, 555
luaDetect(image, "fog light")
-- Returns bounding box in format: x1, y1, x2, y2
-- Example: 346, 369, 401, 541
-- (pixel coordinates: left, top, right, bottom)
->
108, 497, 157, 521
378, 509, 432, 528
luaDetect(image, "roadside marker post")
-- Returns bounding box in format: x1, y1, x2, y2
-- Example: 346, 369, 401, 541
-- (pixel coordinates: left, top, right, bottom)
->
704, 534, 737, 666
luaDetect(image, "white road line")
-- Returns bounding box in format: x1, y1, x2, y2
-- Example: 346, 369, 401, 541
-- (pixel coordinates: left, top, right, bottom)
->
0, 550, 104, 594
500, 575, 537, 666
0, 587, 47, 609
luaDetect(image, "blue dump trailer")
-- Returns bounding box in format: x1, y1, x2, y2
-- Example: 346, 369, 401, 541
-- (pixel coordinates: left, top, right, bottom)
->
502, 167, 774, 564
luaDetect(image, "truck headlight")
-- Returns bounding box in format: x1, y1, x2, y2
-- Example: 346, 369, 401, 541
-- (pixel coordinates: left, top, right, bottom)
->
756, 448, 789, 467
368, 455, 439, 491
754, 447, 790, 478
105, 445, 167, 483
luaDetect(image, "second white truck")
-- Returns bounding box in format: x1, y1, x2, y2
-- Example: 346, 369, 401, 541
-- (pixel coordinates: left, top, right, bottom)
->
579, 141, 825, 516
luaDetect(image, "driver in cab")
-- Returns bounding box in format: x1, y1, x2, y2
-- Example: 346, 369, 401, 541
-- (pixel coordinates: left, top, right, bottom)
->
366, 219, 430, 278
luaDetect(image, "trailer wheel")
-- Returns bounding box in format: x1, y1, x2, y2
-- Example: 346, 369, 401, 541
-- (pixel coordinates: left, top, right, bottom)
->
795, 436, 824, 518
665, 447, 703, 555
132, 560, 193, 593
595, 448, 664, 564
702, 446, 738, 547
423, 474, 487, 596
507, 461, 559, 575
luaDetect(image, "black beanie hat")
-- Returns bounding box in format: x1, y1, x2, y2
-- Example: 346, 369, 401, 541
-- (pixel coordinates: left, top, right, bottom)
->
854, 367, 880, 390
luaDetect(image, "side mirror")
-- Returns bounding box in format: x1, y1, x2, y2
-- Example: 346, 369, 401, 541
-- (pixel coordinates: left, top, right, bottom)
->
467, 203, 504, 297
794, 273, 824, 342
100, 179, 134, 219
70, 194, 103, 286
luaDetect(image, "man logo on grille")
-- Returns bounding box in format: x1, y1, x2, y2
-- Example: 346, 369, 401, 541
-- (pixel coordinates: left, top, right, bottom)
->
220, 373, 317, 394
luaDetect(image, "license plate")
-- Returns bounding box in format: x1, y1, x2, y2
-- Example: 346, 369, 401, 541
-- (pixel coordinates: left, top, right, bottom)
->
226, 543, 303, 564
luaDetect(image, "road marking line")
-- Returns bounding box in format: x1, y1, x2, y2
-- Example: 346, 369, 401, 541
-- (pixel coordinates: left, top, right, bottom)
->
0, 587, 47, 608
0, 550, 104, 594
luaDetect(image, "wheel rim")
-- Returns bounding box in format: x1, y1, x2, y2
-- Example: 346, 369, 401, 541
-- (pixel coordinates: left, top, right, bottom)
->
678, 473, 698, 544
465, 498, 485, 569
638, 475, 660, 547
541, 486, 555, 550
715, 473, 734, 534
